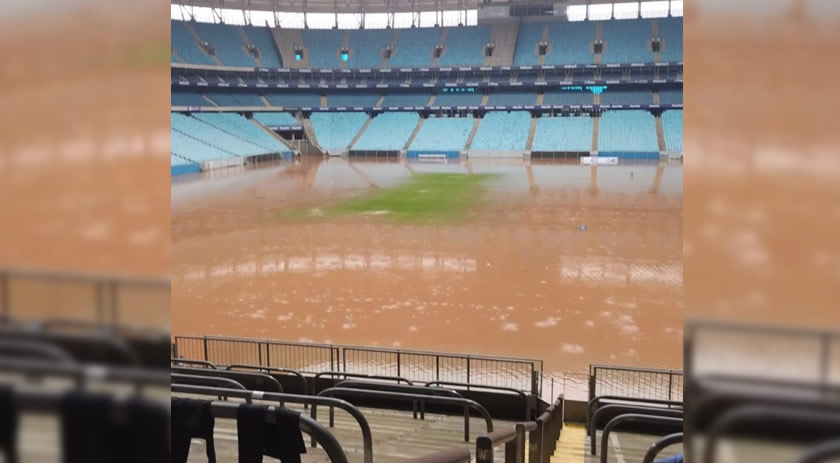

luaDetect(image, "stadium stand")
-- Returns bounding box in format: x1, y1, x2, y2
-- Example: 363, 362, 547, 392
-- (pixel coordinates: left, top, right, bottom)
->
600, 89, 653, 105
658, 89, 683, 105
326, 93, 381, 107
352, 112, 420, 151
171, 20, 216, 65
487, 91, 537, 106
532, 115, 593, 152
171, 129, 236, 162
192, 113, 291, 153
408, 116, 474, 156
513, 23, 544, 66
172, 91, 212, 107
347, 29, 393, 68
598, 110, 659, 157
541, 90, 595, 106
381, 92, 431, 107
388, 27, 441, 68
171, 154, 190, 165
191, 21, 257, 67
544, 21, 595, 65
433, 91, 483, 107
171, 113, 271, 157
310, 112, 370, 152
657, 17, 683, 62
438, 26, 491, 66
302, 28, 345, 68
204, 92, 265, 106
470, 111, 531, 152
254, 112, 299, 127
264, 92, 322, 107
661, 110, 683, 152
242, 25, 283, 67
601, 19, 654, 64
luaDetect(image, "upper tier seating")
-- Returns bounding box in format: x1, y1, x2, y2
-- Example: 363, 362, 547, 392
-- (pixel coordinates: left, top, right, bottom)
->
389, 27, 441, 68
513, 23, 544, 66
545, 21, 595, 65
310, 112, 369, 152
381, 93, 431, 107
542, 90, 594, 105
191, 22, 257, 67
661, 110, 683, 152
433, 91, 483, 107
488, 91, 537, 106
171, 113, 269, 156
171, 21, 216, 65
657, 17, 683, 62
658, 89, 683, 105
600, 89, 652, 105
409, 116, 474, 153
254, 112, 298, 127
264, 93, 321, 107
205, 93, 265, 106
242, 25, 283, 67
531, 115, 593, 152
601, 19, 653, 64
193, 113, 290, 153
348, 29, 393, 68
327, 93, 381, 107
172, 92, 212, 107
470, 111, 531, 152
353, 112, 420, 151
302, 29, 345, 68
598, 110, 659, 153
438, 26, 491, 66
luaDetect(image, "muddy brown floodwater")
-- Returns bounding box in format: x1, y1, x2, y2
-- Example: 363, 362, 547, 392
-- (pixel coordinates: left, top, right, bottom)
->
172, 158, 683, 398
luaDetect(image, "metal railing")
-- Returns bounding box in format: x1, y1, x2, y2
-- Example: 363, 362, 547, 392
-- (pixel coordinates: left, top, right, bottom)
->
600, 414, 683, 463
589, 364, 684, 402
174, 335, 543, 394
425, 380, 532, 420
590, 404, 683, 455
171, 373, 248, 391
586, 395, 682, 430
171, 366, 284, 392
642, 433, 683, 463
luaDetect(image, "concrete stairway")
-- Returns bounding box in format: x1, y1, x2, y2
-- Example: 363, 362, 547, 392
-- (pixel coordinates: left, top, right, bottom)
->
374, 95, 386, 107
183, 22, 223, 65
403, 117, 426, 152
347, 116, 374, 150
655, 116, 666, 152
201, 94, 218, 106
340, 30, 350, 69
551, 423, 586, 463
272, 29, 309, 68
593, 22, 603, 65
591, 117, 600, 154
251, 118, 296, 152
432, 29, 447, 67
485, 20, 520, 66
238, 26, 263, 67
538, 24, 548, 65
260, 95, 272, 106
301, 117, 324, 154
463, 118, 482, 153
382, 30, 399, 68
321, 95, 328, 107
525, 117, 538, 152
171, 48, 185, 63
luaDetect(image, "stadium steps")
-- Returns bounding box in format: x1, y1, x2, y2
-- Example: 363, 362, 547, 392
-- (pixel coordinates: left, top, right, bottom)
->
426, 94, 436, 106
260, 95, 272, 106
651, 20, 661, 63
301, 117, 325, 154
402, 117, 426, 152
593, 93, 600, 105
237, 26, 263, 67
652, 91, 661, 105
172, 48, 185, 63
591, 117, 599, 153
374, 95, 386, 107
382, 30, 400, 68
251, 118, 297, 153
321, 95, 328, 107
485, 20, 519, 66
183, 21, 223, 66
272, 28, 310, 68
525, 117, 538, 152
432, 29, 448, 67
538, 24, 548, 66
200, 94, 219, 107
462, 117, 483, 153
655, 116, 666, 152
593, 23, 602, 65
550, 423, 586, 463
340, 30, 350, 69
347, 116, 374, 150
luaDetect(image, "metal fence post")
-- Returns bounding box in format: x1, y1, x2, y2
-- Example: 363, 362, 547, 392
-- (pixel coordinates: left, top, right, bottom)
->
258, 342, 263, 366
203, 336, 209, 362
397, 351, 401, 378
266, 343, 271, 367
341, 347, 347, 372
476, 436, 492, 463
467, 357, 471, 385
109, 280, 119, 325
667, 373, 673, 401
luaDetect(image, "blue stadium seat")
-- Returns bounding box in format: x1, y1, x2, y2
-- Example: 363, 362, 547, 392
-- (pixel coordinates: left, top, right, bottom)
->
381, 93, 431, 107
601, 19, 653, 64
302, 29, 345, 68
353, 112, 420, 151
193, 113, 290, 153
599, 89, 652, 105
171, 113, 269, 157
513, 23, 544, 66
389, 27, 441, 68
433, 91, 483, 107
487, 91, 537, 106
310, 112, 369, 152
171, 21, 217, 65
658, 89, 682, 105
470, 111, 531, 152
531, 116, 593, 152
347, 29, 393, 68
242, 25, 283, 67
264, 93, 322, 108
542, 90, 594, 105
172, 92, 212, 107
171, 154, 191, 165
438, 26, 491, 66
254, 112, 298, 127
661, 110, 682, 152
204, 93, 265, 106
545, 21, 595, 65
598, 110, 659, 155
657, 18, 683, 62
326, 93, 381, 107
192, 22, 257, 67
408, 116, 474, 155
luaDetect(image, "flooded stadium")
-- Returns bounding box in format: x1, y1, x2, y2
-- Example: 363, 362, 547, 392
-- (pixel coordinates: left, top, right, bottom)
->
171, 157, 683, 397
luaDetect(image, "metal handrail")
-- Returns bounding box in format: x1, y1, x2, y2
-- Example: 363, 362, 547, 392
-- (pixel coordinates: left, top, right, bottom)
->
318, 387, 494, 442
171, 373, 248, 392
171, 358, 218, 369
587, 395, 682, 429
531, 396, 564, 463
172, 366, 283, 392
590, 404, 683, 454
425, 380, 531, 420
226, 364, 309, 393
797, 440, 840, 463
476, 428, 518, 463
0, 328, 141, 366
171, 384, 374, 463
601, 414, 683, 463
0, 339, 76, 362
312, 371, 414, 395
0, 357, 169, 387
336, 380, 462, 420
642, 433, 683, 463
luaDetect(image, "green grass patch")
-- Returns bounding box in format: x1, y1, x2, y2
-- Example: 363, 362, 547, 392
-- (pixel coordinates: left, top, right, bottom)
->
298, 173, 494, 223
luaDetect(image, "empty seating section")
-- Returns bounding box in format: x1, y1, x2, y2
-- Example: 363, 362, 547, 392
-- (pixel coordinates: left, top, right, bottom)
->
470, 111, 531, 152
598, 110, 659, 154
545, 22, 595, 64
171, 130, 235, 162
657, 18, 683, 62
205, 92, 265, 106
661, 110, 683, 152
658, 89, 683, 105
381, 93, 431, 107
433, 91, 483, 107
600, 89, 652, 105
171, 113, 268, 156
254, 112, 298, 127
542, 90, 594, 105
310, 112, 369, 151
264, 93, 321, 107
192, 22, 256, 67
327, 93, 381, 107
389, 28, 441, 68
348, 29, 392, 68
513, 23, 544, 66
353, 112, 420, 151
409, 117, 474, 153
601, 19, 653, 64
171, 21, 216, 65
302, 29, 345, 68
488, 91, 537, 106
172, 92, 211, 107
438, 26, 491, 66
532, 116, 593, 152
242, 26, 283, 67
171, 154, 190, 165
193, 113, 290, 153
